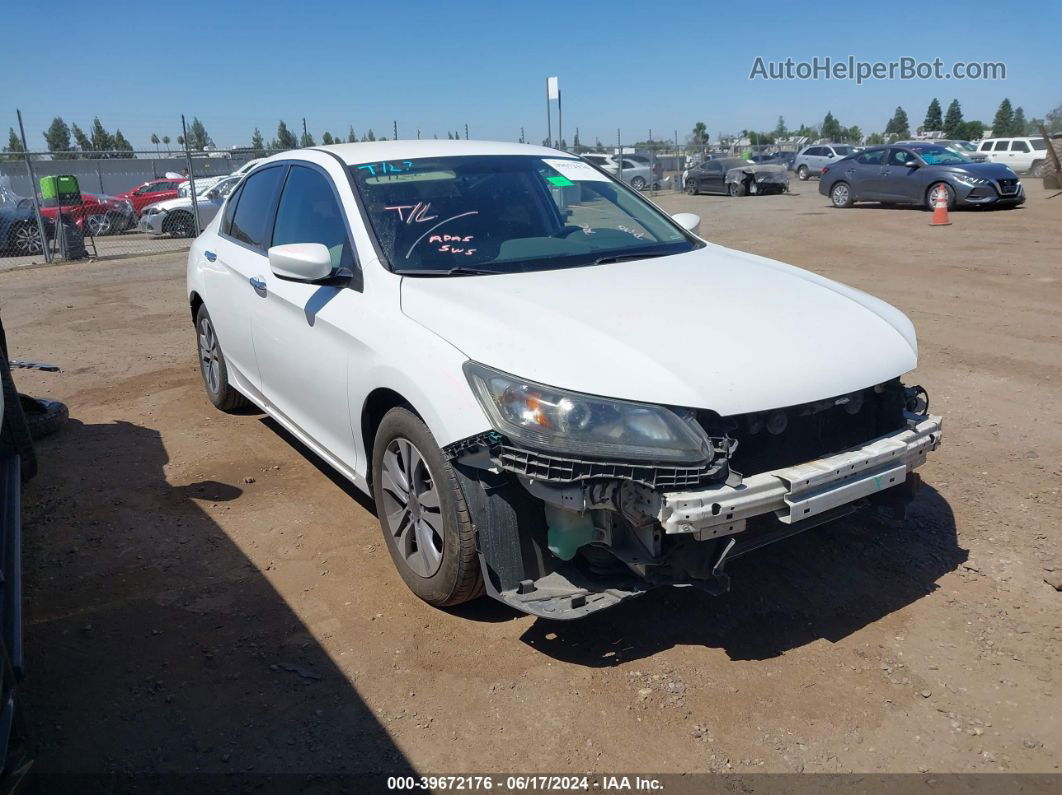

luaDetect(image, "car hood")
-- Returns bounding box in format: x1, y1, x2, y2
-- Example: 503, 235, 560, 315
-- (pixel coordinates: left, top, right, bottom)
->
400, 244, 918, 416
944, 162, 1019, 178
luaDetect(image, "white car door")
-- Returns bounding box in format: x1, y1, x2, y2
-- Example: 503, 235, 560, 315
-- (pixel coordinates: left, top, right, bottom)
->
252, 162, 365, 472
1007, 140, 1033, 172
204, 164, 287, 396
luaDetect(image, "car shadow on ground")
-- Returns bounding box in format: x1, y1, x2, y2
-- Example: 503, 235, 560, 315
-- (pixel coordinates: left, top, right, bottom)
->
519, 485, 963, 665
21, 418, 415, 784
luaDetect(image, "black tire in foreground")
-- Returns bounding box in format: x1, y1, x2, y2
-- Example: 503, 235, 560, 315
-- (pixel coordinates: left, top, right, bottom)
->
195, 305, 250, 412
371, 407, 483, 607
0, 351, 35, 483
19, 397, 68, 441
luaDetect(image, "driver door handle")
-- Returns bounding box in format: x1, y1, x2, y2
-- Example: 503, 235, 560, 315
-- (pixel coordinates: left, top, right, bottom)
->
249, 276, 267, 293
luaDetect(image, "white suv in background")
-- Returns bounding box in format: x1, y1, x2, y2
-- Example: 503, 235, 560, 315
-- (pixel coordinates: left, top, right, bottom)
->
977, 137, 1049, 176
793, 144, 858, 180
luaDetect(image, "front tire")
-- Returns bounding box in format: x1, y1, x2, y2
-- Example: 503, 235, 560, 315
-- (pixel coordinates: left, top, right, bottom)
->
166, 211, 196, 238
925, 182, 955, 211
8, 223, 43, 256
728, 181, 746, 197
797, 165, 810, 181
830, 181, 854, 208
371, 408, 482, 607
684, 178, 699, 195
195, 305, 249, 412
86, 214, 111, 237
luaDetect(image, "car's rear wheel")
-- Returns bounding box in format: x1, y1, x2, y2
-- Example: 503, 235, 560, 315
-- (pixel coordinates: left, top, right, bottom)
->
684, 178, 699, 195
925, 182, 955, 211
830, 181, 854, 208
797, 165, 810, 181
166, 211, 196, 238
372, 407, 482, 607
1029, 160, 1044, 178
195, 305, 249, 412
630, 176, 646, 190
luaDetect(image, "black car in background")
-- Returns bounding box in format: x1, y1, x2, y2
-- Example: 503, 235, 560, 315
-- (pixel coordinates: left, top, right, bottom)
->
0, 199, 51, 259
819, 144, 1025, 210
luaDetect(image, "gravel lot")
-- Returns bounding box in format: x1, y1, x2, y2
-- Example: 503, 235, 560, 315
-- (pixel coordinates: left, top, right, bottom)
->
1, 181, 1059, 780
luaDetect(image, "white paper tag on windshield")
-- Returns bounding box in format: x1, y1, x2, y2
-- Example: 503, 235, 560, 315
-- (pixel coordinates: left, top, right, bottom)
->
542, 158, 611, 182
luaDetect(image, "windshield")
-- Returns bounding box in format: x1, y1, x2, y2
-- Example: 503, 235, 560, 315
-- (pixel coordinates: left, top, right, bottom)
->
911, 146, 971, 165
350, 155, 699, 275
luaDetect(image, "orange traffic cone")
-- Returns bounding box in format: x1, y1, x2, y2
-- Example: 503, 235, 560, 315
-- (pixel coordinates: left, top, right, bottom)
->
930, 186, 951, 226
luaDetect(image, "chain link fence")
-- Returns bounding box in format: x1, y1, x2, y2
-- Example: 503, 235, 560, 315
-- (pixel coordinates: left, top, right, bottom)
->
0, 141, 284, 267
1, 115, 808, 268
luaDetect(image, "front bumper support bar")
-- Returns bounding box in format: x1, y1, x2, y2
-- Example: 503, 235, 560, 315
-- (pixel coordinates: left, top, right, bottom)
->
658, 414, 942, 538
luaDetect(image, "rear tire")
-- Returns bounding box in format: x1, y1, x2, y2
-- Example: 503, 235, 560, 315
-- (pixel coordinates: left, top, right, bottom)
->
797, 165, 810, 181
830, 181, 854, 208
1030, 160, 1044, 178
685, 178, 699, 196
195, 305, 249, 412
8, 223, 43, 257
371, 407, 483, 607
630, 176, 646, 190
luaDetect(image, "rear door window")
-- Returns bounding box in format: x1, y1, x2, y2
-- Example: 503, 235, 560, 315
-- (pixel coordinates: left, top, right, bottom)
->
1010, 141, 1030, 152
993, 141, 1010, 151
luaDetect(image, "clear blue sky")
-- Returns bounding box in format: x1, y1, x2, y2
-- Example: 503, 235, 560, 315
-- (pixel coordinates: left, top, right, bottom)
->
3, 0, 1059, 150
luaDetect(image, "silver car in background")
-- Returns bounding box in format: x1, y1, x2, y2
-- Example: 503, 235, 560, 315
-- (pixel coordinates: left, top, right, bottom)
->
140, 175, 241, 238
580, 153, 657, 190
794, 144, 858, 181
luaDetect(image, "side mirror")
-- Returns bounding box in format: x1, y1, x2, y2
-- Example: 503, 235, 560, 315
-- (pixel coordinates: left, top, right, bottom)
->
268, 243, 333, 282
904, 160, 920, 168
672, 212, 701, 235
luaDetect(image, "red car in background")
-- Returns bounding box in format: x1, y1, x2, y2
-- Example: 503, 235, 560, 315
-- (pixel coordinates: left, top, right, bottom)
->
37, 193, 137, 237
116, 178, 188, 216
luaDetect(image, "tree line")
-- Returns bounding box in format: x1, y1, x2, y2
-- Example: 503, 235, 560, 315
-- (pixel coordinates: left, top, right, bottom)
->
690, 98, 1061, 149
1, 116, 214, 160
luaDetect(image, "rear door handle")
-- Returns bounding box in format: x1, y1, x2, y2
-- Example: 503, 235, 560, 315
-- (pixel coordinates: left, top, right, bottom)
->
204, 250, 217, 262
249, 276, 267, 292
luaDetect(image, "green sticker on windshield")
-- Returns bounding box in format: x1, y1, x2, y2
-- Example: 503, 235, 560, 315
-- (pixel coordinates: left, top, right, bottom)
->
547, 175, 574, 187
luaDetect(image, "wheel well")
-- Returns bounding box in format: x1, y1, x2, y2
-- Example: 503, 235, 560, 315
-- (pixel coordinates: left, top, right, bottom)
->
360, 388, 419, 483
189, 292, 203, 325
164, 209, 192, 231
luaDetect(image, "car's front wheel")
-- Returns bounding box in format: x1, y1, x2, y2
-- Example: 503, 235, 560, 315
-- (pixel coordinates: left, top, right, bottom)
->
685, 178, 699, 195
830, 181, 854, 208
372, 407, 482, 608
728, 181, 746, 197
166, 211, 196, 238
86, 214, 111, 237
925, 182, 955, 211
195, 305, 249, 412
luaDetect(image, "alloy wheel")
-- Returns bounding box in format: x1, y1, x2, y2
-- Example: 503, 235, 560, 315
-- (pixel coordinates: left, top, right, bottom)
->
87, 214, 111, 236
832, 184, 850, 206
380, 437, 444, 578
197, 315, 221, 395
12, 223, 42, 254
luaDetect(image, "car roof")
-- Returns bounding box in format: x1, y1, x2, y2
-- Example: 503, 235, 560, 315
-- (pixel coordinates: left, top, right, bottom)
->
276, 140, 564, 166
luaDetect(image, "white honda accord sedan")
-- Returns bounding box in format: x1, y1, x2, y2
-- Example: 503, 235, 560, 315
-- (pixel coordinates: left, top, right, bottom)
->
187, 141, 942, 619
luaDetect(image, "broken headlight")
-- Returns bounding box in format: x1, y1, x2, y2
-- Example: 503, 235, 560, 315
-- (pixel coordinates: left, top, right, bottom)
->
463, 362, 712, 464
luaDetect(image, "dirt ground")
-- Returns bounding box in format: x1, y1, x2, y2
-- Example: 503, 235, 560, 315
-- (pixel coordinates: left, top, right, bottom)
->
1, 179, 1060, 782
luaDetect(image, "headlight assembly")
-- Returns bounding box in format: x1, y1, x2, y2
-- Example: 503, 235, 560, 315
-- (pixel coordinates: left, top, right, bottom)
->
953, 174, 989, 186
463, 362, 712, 464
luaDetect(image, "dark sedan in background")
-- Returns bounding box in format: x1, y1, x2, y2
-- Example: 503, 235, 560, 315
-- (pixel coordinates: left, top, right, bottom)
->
819, 144, 1024, 210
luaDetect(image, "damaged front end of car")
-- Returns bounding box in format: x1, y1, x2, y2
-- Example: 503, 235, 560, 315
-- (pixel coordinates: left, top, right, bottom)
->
446, 364, 941, 620
725, 164, 790, 195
